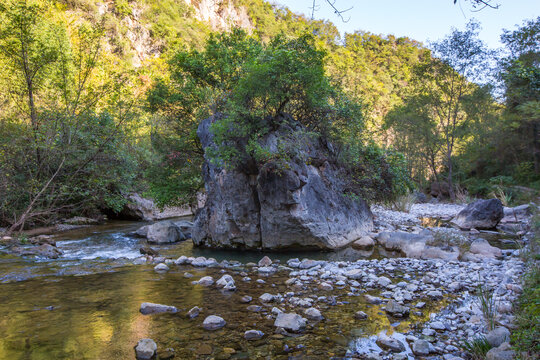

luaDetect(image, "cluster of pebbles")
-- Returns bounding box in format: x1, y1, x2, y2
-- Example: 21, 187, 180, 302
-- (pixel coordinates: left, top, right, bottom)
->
135, 244, 525, 359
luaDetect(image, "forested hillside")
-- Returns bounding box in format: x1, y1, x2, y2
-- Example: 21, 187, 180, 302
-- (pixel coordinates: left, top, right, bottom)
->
0, 0, 538, 230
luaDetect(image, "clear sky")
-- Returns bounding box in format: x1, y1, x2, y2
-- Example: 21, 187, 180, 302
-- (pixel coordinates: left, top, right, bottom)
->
273, 0, 540, 49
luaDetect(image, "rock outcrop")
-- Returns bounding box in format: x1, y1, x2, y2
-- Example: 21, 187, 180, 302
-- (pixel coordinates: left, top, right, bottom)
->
115, 193, 192, 221
452, 199, 504, 230
192, 115, 373, 250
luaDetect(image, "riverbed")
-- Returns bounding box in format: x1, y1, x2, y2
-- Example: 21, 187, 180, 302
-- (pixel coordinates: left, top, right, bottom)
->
0, 204, 528, 359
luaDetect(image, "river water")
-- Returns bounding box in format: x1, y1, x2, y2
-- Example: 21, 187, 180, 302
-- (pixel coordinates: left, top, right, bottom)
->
0, 219, 512, 359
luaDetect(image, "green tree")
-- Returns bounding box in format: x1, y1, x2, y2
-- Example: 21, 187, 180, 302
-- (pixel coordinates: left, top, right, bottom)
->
500, 17, 540, 175
388, 21, 490, 200
0, 0, 137, 230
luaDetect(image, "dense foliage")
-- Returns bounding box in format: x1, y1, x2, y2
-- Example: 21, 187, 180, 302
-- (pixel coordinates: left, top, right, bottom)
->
0, 0, 538, 229
147, 29, 409, 205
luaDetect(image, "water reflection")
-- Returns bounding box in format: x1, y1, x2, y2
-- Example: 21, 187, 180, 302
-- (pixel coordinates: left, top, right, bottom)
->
0, 265, 449, 359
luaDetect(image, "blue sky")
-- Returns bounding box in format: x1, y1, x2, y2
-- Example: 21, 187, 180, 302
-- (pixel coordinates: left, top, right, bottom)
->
273, 0, 539, 49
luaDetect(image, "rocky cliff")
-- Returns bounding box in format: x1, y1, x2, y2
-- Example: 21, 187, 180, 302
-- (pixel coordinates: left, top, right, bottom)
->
192, 115, 374, 250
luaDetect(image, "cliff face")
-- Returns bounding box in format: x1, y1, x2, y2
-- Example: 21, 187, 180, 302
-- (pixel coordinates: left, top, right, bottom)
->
186, 0, 252, 32
192, 115, 374, 250
66, 0, 253, 68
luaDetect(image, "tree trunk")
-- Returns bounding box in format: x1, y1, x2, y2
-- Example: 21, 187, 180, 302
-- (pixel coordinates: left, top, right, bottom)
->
447, 151, 455, 201
533, 121, 540, 174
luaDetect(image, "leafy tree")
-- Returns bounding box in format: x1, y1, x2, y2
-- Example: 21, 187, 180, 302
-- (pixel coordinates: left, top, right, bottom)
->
0, 0, 137, 230
386, 21, 491, 200
500, 17, 540, 175
146, 29, 263, 207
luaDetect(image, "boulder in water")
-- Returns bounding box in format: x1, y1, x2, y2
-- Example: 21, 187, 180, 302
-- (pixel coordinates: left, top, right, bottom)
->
192, 115, 373, 250
134, 338, 157, 360
147, 221, 185, 244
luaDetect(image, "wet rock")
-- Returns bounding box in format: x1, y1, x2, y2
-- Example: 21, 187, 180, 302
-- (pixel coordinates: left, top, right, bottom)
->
202, 315, 226, 330
174, 255, 188, 265
258, 256, 272, 267
140, 247, 158, 256
196, 344, 213, 355
140, 302, 177, 315
154, 263, 169, 272
247, 305, 262, 312
486, 342, 514, 360
299, 259, 324, 269
354, 311, 368, 320
351, 236, 375, 250
216, 274, 235, 289
132, 225, 149, 238
258, 266, 276, 274
376, 333, 406, 353
135, 338, 157, 360
187, 306, 201, 319
197, 276, 214, 286
486, 327, 510, 348
158, 348, 175, 360
240, 295, 252, 303
452, 199, 503, 230
412, 339, 431, 356
304, 307, 323, 320
147, 221, 184, 244
12, 244, 63, 259
244, 330, 264, 340
29, 235, 56, 246
259, 293, 275, 303
274, 313, 307, 332
191, 256, 209, 267
385, 300, 410, 318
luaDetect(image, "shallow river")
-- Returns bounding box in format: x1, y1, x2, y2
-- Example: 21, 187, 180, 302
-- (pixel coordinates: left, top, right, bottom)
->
0, 219, 512, 359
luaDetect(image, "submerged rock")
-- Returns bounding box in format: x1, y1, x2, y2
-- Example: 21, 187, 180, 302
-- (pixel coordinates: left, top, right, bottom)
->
244, 329, 264, 340
135, 338, 157, 360
452, 199, 503, 230
274, 312, 307, 332
140, 302, 177, 315
154, 263, 169, 272
202, 315, 226, 330
187, 306, 201, 319
197, 276, 214, 286
304, 307, 323, 320
192, 114, 373, 250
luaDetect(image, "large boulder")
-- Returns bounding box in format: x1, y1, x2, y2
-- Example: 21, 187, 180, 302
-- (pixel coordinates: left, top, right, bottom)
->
115, 193, 193, 221
452, 199, 504, 230
146, 221, 185, 244
192, 115, 373, 250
